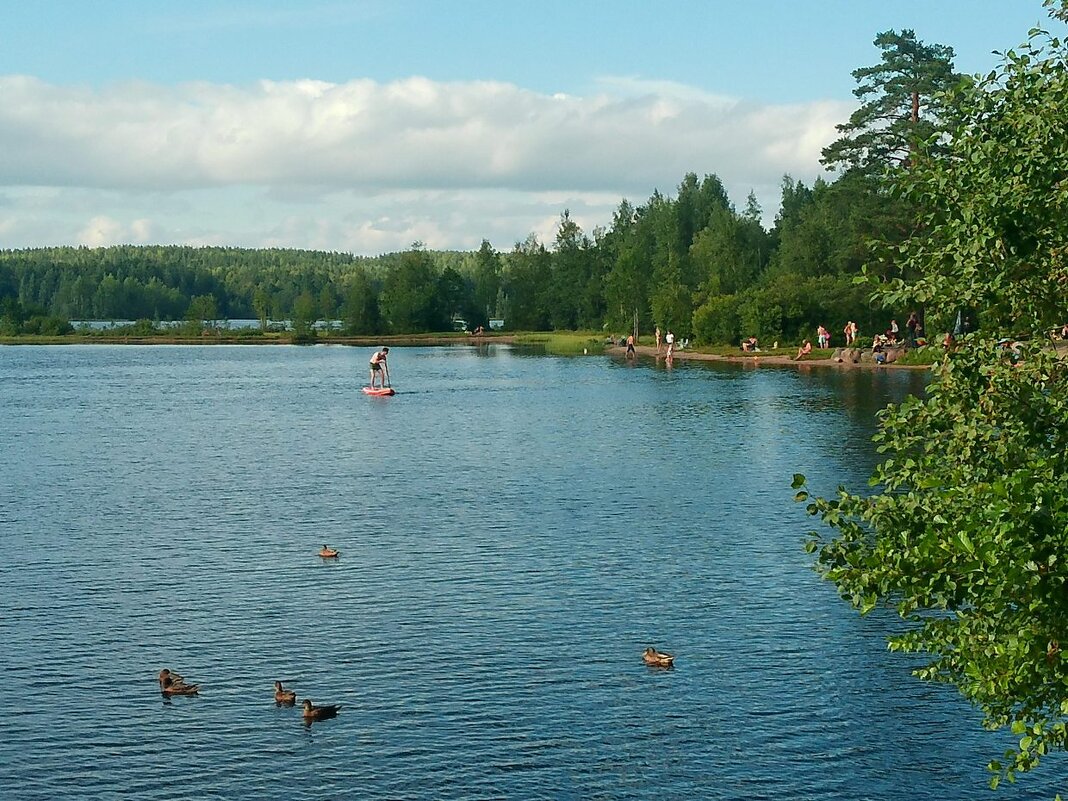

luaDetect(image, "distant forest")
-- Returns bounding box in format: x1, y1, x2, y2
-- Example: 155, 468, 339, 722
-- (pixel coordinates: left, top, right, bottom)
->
0, 30, 963, 345
0, 170, 911, 344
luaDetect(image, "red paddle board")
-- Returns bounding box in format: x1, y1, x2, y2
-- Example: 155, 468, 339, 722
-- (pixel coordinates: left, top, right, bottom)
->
362, 386, 395, 396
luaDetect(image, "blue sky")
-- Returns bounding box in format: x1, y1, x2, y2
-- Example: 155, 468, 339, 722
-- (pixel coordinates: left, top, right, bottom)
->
0, 1, 1055, 254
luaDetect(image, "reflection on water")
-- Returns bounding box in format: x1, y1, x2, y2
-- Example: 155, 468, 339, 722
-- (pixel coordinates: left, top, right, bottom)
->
0, 345, 1059, 800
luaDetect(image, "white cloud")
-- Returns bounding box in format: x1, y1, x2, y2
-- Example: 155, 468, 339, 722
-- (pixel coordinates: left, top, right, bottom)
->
0, 74, 852, 252
77, 215, 124, 247
593, 76, 741, 109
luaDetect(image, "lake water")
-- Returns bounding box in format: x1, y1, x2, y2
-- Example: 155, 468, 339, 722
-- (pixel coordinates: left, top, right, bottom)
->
72, 319, 342, 331
0, 345, 1062, 800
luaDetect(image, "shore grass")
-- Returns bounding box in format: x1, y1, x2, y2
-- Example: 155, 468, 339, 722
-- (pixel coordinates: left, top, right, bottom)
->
512, 331, 606, 355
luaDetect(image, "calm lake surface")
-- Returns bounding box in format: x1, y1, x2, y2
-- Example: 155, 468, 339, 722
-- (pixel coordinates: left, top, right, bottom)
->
0, 345, 1062, 800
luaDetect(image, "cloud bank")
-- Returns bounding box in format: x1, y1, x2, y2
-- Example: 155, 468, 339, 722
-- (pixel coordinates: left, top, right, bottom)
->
0, 75, 851, 253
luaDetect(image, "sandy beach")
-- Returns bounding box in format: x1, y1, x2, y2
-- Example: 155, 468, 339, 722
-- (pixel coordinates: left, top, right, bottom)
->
608, 343, 931, 370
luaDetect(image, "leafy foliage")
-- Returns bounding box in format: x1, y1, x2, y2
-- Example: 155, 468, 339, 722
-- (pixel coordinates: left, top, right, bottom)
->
379, 246, 446, 333
880, 24, 1068, 336
800, 11, 1068, 787
799, 343, 1068, 786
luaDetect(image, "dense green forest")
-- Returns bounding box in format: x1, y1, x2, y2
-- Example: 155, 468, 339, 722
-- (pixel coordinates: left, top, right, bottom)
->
0, 173, 918, 343
0, 30, 964, 344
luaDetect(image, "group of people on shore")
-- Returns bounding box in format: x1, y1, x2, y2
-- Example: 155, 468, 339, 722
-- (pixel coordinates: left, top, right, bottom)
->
786, 314, 924, 361
621, 327, 683, 358
654, 326, 679, 356
799, 313, 924, 354
795, 323, 857, 357
617, 327, 690, 359
843, 320, 859, 345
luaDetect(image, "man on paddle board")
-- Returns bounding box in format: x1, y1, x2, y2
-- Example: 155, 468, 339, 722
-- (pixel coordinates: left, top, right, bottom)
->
369, 347, 390, 388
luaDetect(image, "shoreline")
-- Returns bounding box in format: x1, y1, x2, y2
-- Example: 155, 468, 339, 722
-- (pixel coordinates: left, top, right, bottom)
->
0, 333, 932, 369
0, 334, 518, 347
608, 343, 932, 370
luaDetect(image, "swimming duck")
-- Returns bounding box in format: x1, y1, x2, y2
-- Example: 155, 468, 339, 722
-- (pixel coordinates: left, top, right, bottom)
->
162, 681, 200, 696
158, 668, 184, 688
318, 545, 339, 558
274, 681, 297, 705
158, 668, 198, 695
642, 647, 675, 668
302, 698, 341, 723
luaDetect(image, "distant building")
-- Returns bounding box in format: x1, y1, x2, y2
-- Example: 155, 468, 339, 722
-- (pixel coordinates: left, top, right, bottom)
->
489, 319, 505, 330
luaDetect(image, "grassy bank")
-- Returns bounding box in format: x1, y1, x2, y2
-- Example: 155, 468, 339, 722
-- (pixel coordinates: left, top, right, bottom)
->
512, 331, 606, 355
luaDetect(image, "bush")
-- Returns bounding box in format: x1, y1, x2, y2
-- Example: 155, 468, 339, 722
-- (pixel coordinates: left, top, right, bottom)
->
22, 315, 74, 336
895, 345, 940, 365
107, 318, 161, 336
692, 295, 740, 344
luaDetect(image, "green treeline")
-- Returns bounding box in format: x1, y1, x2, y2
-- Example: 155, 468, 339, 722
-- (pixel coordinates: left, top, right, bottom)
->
0, 29, 959, 345
0, 172, 904, 343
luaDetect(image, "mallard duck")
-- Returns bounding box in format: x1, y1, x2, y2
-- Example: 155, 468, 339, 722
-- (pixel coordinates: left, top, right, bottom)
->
642, 647, 675, 668
318, 545, 339, 558
158, 668, 198, 695
274, 681, 296, 705
158, 668, 184, 686
302, 698, 341, 722
162, 681, 200, 696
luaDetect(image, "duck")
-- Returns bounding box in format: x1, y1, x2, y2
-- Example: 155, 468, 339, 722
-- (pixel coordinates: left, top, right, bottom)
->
274, 681, 297, 705
318, 545, 340, 558
158, 668, 199, 695
302, 698, 341, 723
158, 668, 184, 688
642, 647, 675, 668
162, 681, 200, 696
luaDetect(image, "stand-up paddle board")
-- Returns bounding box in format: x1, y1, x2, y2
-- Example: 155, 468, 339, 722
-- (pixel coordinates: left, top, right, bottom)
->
362, 386, 395, 396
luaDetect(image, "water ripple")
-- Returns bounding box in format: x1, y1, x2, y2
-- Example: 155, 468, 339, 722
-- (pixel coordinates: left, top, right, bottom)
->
0, 345, 1061, 799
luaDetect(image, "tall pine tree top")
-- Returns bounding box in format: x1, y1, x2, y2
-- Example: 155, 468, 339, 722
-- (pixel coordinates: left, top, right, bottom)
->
821, 29, 962, 176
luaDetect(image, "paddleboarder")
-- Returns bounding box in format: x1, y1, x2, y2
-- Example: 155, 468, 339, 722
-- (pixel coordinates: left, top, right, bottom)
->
369, 347, 390, 388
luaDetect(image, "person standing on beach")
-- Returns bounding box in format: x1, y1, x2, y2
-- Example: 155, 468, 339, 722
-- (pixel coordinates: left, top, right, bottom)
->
369, 347, 389, 388
665, 329, 675, 357
655, 326, 662, 353
626, 333, 636, 358
906, 311, 919, 346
